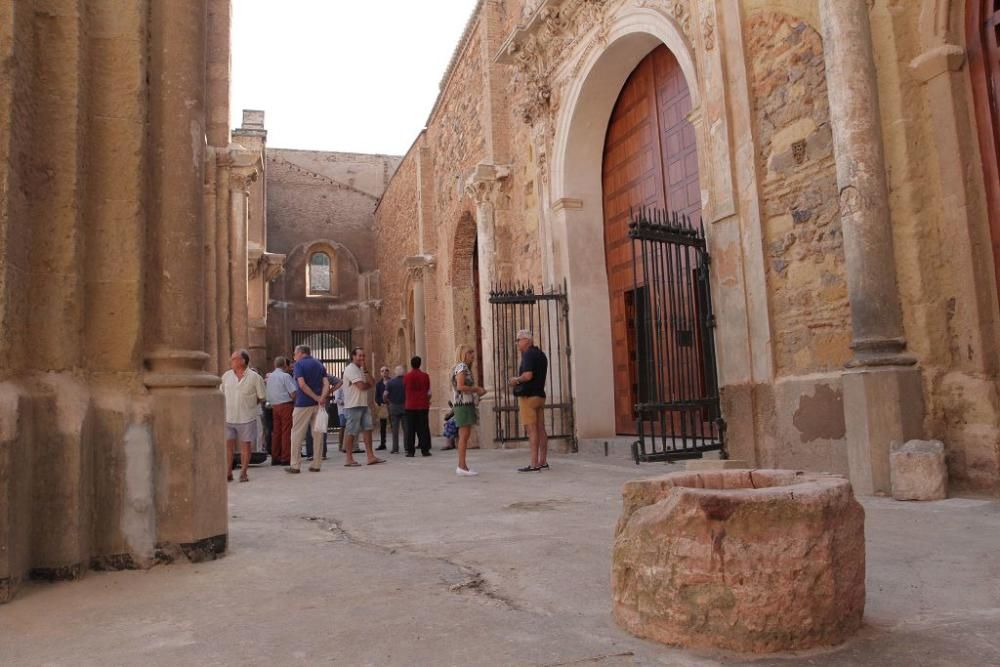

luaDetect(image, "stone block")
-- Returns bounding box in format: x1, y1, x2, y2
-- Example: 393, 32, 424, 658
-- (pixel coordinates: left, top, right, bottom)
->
613, 469, 865, 653
891, 440, 948, 501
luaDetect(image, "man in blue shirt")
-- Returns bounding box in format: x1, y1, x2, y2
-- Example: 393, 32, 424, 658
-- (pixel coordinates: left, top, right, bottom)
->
286, 344, 330, 473
384, 366, 407, 454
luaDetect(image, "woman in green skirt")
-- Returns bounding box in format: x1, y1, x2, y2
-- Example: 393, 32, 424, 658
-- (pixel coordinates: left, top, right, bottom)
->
452, 344, 487, 476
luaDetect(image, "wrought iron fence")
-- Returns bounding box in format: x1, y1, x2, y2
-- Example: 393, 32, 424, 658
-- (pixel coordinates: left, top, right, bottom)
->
488, 283, 576, 450
628, 207, 726, 463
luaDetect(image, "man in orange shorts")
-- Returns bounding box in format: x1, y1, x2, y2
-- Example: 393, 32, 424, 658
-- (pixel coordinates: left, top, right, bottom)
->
509, 329, 549, 472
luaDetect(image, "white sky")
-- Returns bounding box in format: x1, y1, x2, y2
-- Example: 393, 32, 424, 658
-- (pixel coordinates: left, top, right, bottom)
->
231, 0, 481, 156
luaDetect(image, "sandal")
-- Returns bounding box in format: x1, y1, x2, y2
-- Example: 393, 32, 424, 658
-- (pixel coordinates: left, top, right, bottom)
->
367, 458, 386, 465
239, 473, 249, 482
227, 474, 234, 482
344, 461, 361, 467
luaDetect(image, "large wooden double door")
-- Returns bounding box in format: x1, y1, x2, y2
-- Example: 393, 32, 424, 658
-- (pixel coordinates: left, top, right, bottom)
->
602, 45, 702, 435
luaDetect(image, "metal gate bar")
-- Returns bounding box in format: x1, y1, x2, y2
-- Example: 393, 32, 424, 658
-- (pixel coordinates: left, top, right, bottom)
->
489, 283, 576, 449
629, 207, 725, 463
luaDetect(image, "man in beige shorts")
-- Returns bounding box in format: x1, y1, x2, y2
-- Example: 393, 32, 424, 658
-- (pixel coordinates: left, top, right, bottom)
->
509, 329, 549, 472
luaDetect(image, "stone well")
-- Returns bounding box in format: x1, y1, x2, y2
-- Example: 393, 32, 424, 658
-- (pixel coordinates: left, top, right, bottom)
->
612, 469, 865, 653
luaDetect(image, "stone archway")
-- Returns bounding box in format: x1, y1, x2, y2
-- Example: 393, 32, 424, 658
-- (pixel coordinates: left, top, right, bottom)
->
548, 10, 701, 439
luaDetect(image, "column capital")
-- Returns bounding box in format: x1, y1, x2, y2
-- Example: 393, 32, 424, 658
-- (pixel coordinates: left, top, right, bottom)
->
464, 162, 510, 206
404, 253, 436, 280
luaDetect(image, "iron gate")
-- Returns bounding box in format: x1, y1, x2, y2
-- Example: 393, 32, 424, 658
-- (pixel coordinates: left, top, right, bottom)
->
489, 283, 576, 450
291, 330, 352, 378
629, 207, 726, 463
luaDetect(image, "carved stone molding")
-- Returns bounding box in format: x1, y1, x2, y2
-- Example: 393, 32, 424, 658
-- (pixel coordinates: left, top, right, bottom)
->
497, 0, 693, 128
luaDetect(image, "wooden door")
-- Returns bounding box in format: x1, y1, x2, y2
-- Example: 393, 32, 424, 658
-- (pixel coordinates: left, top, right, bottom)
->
602, 45, 702, 435
969, 0, 1000, 303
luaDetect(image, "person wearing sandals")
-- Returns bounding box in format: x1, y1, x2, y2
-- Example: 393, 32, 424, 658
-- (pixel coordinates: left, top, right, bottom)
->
341, 347, 387, 467
221, 349, 266, 483
452, 344, 487, 476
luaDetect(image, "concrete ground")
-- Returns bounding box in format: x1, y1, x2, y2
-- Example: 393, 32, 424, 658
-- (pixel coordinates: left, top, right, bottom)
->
1, 446, 999, 666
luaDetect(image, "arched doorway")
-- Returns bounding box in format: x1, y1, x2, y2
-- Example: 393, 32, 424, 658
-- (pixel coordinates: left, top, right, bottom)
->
968, 0, 1000, 302
602, 44, 702, 434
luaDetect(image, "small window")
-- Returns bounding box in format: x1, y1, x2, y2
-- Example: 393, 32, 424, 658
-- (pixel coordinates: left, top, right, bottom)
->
308, 252, 331, 295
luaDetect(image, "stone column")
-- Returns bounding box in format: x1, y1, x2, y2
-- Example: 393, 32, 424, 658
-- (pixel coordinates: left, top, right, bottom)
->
465, 163, 508, 447
145, 0, 226, 555
820, 0, 924, 494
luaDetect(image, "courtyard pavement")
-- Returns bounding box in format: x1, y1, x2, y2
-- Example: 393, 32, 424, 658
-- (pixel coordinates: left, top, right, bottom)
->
1, 446, 998, 666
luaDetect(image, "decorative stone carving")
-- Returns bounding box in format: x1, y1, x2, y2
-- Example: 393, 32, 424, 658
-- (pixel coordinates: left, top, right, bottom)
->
499, 0, 693, 129
701, 12, 715, 50
248, 250, 286, 281
464, 162, 511, 206
404, 253, 437, 282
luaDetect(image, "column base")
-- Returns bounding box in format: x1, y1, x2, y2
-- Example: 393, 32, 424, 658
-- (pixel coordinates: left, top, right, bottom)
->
151, 387, 228, 550
842, 365, 924, 495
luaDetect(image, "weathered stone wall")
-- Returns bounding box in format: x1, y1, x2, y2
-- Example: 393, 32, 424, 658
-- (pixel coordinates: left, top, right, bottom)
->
265, 149, 399, 367
746, 11, 851, 375
373, 0, 1000, 491
0, 0, 235, 602
374, 146, 421, 368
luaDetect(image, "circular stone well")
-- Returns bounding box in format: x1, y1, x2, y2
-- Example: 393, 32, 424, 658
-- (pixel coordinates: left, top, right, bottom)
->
612, 469, 865, 653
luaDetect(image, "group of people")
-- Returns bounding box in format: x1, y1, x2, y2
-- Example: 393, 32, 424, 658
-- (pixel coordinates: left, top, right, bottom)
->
219, 329, 549, 481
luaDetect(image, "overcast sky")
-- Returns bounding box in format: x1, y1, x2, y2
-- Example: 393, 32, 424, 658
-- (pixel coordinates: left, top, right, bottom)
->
230, 0, 481, 156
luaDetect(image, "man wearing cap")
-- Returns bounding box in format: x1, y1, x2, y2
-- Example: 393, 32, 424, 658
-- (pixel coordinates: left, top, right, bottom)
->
510, 329, 549, 472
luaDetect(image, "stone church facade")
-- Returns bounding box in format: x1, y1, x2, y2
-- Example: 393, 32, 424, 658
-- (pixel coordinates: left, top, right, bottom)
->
374, 0, 1000, 496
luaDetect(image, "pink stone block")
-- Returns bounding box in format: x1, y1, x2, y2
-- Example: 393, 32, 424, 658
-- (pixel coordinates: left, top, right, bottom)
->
612, 469, 865, 653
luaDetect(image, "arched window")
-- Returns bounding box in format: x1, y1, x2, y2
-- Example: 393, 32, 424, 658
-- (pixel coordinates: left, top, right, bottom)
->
308, 252, 331, 295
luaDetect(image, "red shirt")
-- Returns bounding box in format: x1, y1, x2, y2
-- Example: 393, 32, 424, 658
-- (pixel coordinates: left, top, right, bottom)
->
403, 369, 431, 410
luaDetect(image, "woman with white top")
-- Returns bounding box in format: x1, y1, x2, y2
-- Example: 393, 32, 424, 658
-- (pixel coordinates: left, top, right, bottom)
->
452, 344, 487, 476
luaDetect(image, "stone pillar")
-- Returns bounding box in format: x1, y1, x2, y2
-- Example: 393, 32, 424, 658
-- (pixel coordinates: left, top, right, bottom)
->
820, 0, 924, 494
145, 0, 226, 555
228, 148, 258, 354
466, 163, 509, 447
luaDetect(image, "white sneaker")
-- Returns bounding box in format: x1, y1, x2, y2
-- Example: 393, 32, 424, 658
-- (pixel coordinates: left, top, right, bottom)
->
456, 467, 479, 476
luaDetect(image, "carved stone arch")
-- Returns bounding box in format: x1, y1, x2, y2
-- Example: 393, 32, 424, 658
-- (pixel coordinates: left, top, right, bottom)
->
546, 5, 702, 439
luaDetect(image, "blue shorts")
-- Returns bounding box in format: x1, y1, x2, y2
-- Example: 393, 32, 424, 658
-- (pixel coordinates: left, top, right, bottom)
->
344, 406, 373, 435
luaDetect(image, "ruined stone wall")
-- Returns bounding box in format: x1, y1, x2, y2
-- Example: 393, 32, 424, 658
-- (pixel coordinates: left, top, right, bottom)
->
265, 149, 399, 366
374, 146, 421, 369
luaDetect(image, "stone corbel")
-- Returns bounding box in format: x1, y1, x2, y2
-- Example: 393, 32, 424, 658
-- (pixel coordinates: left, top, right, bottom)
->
909, 44, 966, 84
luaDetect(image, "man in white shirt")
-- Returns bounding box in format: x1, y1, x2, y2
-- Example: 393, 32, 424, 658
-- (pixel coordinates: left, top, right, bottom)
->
264, 356, 297, 466
341, 347, 385, 467
221, 349, 266, 482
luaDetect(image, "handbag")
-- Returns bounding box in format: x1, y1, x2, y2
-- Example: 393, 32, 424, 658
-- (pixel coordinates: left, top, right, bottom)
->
375, 403, 389, 420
